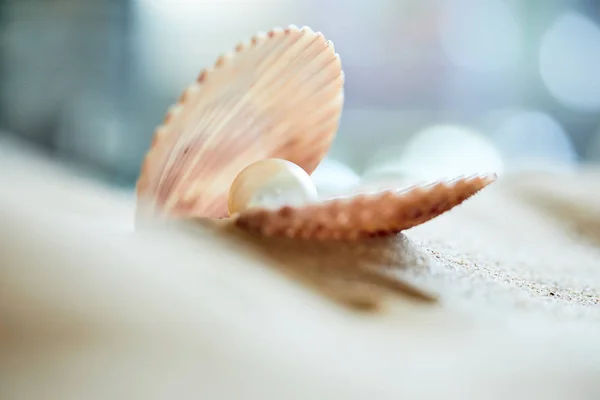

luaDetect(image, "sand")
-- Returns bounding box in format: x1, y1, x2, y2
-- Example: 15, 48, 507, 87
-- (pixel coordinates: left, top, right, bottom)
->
1, 136, 600, 400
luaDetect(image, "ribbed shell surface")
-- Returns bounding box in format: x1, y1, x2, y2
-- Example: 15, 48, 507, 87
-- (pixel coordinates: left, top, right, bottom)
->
137, 26, 344, 219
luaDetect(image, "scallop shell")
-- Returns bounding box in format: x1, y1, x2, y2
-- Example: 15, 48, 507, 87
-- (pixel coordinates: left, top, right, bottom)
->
234, 174, 497, 240
136, 26, 345, 219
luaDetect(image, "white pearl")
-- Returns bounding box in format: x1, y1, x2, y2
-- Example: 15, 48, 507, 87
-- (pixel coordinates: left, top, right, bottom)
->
228, 158, 318, 216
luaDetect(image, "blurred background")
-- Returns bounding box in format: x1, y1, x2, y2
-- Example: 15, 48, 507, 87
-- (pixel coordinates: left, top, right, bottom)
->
1, 0, 600, 190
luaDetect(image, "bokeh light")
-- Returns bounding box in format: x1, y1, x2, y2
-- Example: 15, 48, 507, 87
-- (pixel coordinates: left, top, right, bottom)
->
585, 124, 600, 163
311, 158, 361, 197
439, 0, 521, 72
364, 125, 505, 181
489, 111, 577, 171
133, 0, 288, 92
539, 12, 600, 112
2, 0, 600, 185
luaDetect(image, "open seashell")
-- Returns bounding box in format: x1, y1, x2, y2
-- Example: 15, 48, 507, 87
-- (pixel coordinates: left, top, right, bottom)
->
233, 173, 497, 240
136, 25, 344, 220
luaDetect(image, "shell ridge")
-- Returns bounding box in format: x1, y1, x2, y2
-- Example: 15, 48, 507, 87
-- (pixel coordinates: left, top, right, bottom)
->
237, 31, 328, 124
275, 113, 342, 168
293, 93, 343, 141
169, 30, 306, 195
235, 174, 497, 239
188, 30, 295, 136
258, 55, 343, 157
265, 87, 342, 158
140, 26, 290, 200
262, 56, 343, 140
172, 30, 339, 211
158, 101, 235, 207
161, 31, 300, 210
137, 26, 345, 218
157, 131, 212, 207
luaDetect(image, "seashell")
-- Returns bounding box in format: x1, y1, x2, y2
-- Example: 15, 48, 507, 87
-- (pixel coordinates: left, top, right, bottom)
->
233, 173, 497, 240
228, 158, 318, 215
136, 25, 345, 220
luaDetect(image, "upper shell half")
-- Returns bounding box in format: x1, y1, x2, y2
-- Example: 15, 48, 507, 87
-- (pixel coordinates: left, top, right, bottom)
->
136, 25, 345, 220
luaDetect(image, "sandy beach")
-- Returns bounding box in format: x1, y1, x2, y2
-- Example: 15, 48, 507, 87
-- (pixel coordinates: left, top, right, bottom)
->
1, 137, 600, 399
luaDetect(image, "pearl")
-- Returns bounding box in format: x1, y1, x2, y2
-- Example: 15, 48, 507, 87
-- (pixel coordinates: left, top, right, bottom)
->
228, 158, 319, 216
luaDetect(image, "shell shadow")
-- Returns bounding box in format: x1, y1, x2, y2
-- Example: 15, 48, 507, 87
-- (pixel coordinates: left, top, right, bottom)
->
189, 219, 439, 311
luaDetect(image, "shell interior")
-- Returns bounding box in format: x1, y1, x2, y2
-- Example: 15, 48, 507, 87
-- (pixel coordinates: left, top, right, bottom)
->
136, 25, 345, 220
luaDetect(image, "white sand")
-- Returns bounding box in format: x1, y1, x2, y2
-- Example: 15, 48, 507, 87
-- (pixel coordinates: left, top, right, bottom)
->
1, 137, 600, 400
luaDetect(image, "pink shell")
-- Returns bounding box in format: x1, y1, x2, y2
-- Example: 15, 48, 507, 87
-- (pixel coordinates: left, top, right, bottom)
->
136, 26, 344, 220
